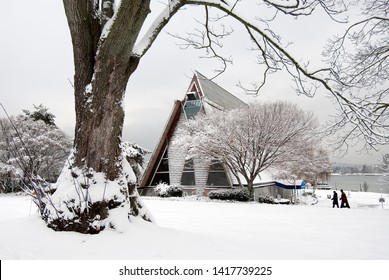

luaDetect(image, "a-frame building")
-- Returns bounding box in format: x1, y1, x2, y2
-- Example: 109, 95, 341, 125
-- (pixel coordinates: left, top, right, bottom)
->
138, 71, 247, 195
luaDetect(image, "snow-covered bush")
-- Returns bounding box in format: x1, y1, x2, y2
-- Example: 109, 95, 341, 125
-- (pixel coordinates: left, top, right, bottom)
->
155, 182, 169, 197
302, 190, 315, 197
257, 195, 290, 205
257, 195, 276, 204
155, 183, 183, 198
208, 188, 251, 202
167, 186, 183, 197
0, 163, 22, 193
121, 141, 150, 184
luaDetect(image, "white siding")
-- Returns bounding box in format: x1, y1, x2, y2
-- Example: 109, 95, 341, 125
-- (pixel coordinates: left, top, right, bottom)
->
167, 109, 234, 192
168, 111, 187, 186
193, 157, 209, 188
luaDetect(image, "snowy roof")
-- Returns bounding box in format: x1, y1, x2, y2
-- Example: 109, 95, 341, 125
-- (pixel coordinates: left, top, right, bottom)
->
231, 169, 276, 187
195, 71, 247, 110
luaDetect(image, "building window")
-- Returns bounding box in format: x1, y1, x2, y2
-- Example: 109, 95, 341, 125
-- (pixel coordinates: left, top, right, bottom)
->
181, 159, 195, 185
184, 99, 202, 119
186, 92, 198, 100
151, 148, 170, 185
206, 161, 230, 186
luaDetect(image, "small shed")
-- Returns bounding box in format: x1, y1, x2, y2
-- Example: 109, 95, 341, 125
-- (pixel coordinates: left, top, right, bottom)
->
253, 178, 305, 201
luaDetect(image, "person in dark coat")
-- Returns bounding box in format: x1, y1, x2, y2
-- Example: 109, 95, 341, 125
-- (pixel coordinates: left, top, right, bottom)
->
340, 189, 350, 208
331, 191, 339, 208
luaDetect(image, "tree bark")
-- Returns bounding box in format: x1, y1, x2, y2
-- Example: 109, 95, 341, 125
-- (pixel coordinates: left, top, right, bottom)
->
63, 0, 150, 180
41, 0, 153, 233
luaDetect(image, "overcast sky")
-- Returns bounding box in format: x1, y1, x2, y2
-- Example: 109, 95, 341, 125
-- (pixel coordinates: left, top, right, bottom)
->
1, 0, 387, 165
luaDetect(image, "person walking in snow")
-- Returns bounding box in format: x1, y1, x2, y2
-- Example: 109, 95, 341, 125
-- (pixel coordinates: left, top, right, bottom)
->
331, 191, 339, 208
340, 189, 350, 208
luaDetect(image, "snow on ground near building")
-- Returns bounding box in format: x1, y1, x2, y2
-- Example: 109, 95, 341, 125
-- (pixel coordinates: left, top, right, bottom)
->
0, 190, 388, 260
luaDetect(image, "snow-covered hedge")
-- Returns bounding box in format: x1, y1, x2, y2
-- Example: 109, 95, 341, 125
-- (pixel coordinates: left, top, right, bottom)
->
257, 195, 290, 205
208, 188, 251, 202
257, 195, 276, 204
155, 183, 183, 198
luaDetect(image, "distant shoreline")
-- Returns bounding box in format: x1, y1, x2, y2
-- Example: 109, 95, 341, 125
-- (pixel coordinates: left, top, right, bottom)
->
328, 174, 389, 194
331, 173, 388, 176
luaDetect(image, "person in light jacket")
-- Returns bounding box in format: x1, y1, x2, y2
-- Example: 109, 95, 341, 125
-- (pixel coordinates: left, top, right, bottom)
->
340, 189, 350, 208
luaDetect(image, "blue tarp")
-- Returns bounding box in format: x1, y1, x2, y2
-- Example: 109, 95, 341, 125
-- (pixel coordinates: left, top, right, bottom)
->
275, 180, 305, 190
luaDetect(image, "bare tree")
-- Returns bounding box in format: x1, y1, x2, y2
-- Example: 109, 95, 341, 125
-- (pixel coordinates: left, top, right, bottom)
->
323, 0, 389, 153
51, 0, 386, 232
378, 153, 389, 187
175, 101, 318, 194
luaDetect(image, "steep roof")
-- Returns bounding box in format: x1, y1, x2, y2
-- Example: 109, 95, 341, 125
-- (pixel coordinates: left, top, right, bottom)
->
139, 100, 182, 188
139, 71, 247, 189
195, 71, 246, 110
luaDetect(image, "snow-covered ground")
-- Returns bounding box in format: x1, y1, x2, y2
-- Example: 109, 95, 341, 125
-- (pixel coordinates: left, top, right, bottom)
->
0, 189, 388, 260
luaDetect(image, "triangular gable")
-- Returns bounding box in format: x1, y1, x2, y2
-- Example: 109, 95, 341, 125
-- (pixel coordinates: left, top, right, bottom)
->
139, 100, 182, 188
186, 73, 204, 99
139, 71, 247, 190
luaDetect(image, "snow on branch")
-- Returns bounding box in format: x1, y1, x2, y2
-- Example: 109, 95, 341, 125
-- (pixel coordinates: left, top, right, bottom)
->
99, 0, 122, 41
133, 0, 184, 57
322, 3, 389, 150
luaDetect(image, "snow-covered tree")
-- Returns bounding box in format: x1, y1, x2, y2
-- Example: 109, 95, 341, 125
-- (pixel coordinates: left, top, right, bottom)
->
0, 114, 72, 183
22, 104, 56, 127
50, 0, 387, 233
175, 101, 318, 194
280, 145, 332, 187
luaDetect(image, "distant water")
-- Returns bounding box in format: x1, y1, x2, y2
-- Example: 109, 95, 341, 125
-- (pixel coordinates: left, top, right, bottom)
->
328, 174, 389, 193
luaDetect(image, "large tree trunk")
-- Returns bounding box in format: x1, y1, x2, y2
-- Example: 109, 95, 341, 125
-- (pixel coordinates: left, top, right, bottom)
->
41, 0, 153, 233
65, 0, 148, 178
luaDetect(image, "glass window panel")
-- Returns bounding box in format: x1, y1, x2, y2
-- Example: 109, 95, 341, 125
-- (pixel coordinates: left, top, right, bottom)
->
183, 159, 194, 171
181, 172, 196, 185
209, 162, 224, 171
151, 172, 170, 185
206, 172, 229, 186
157, 159, 169, 172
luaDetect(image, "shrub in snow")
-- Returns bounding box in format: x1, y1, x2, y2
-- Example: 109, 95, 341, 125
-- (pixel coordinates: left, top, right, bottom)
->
208, 188, 251, 202
167, 186, 183, 197
0, 164, 22, 193
155, 183, 169, 197
121, 141, 150, 184
302, 191, 315, 197
257, 195, 275, 204
155, 183, 183, 198
257, 195, 290, 205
